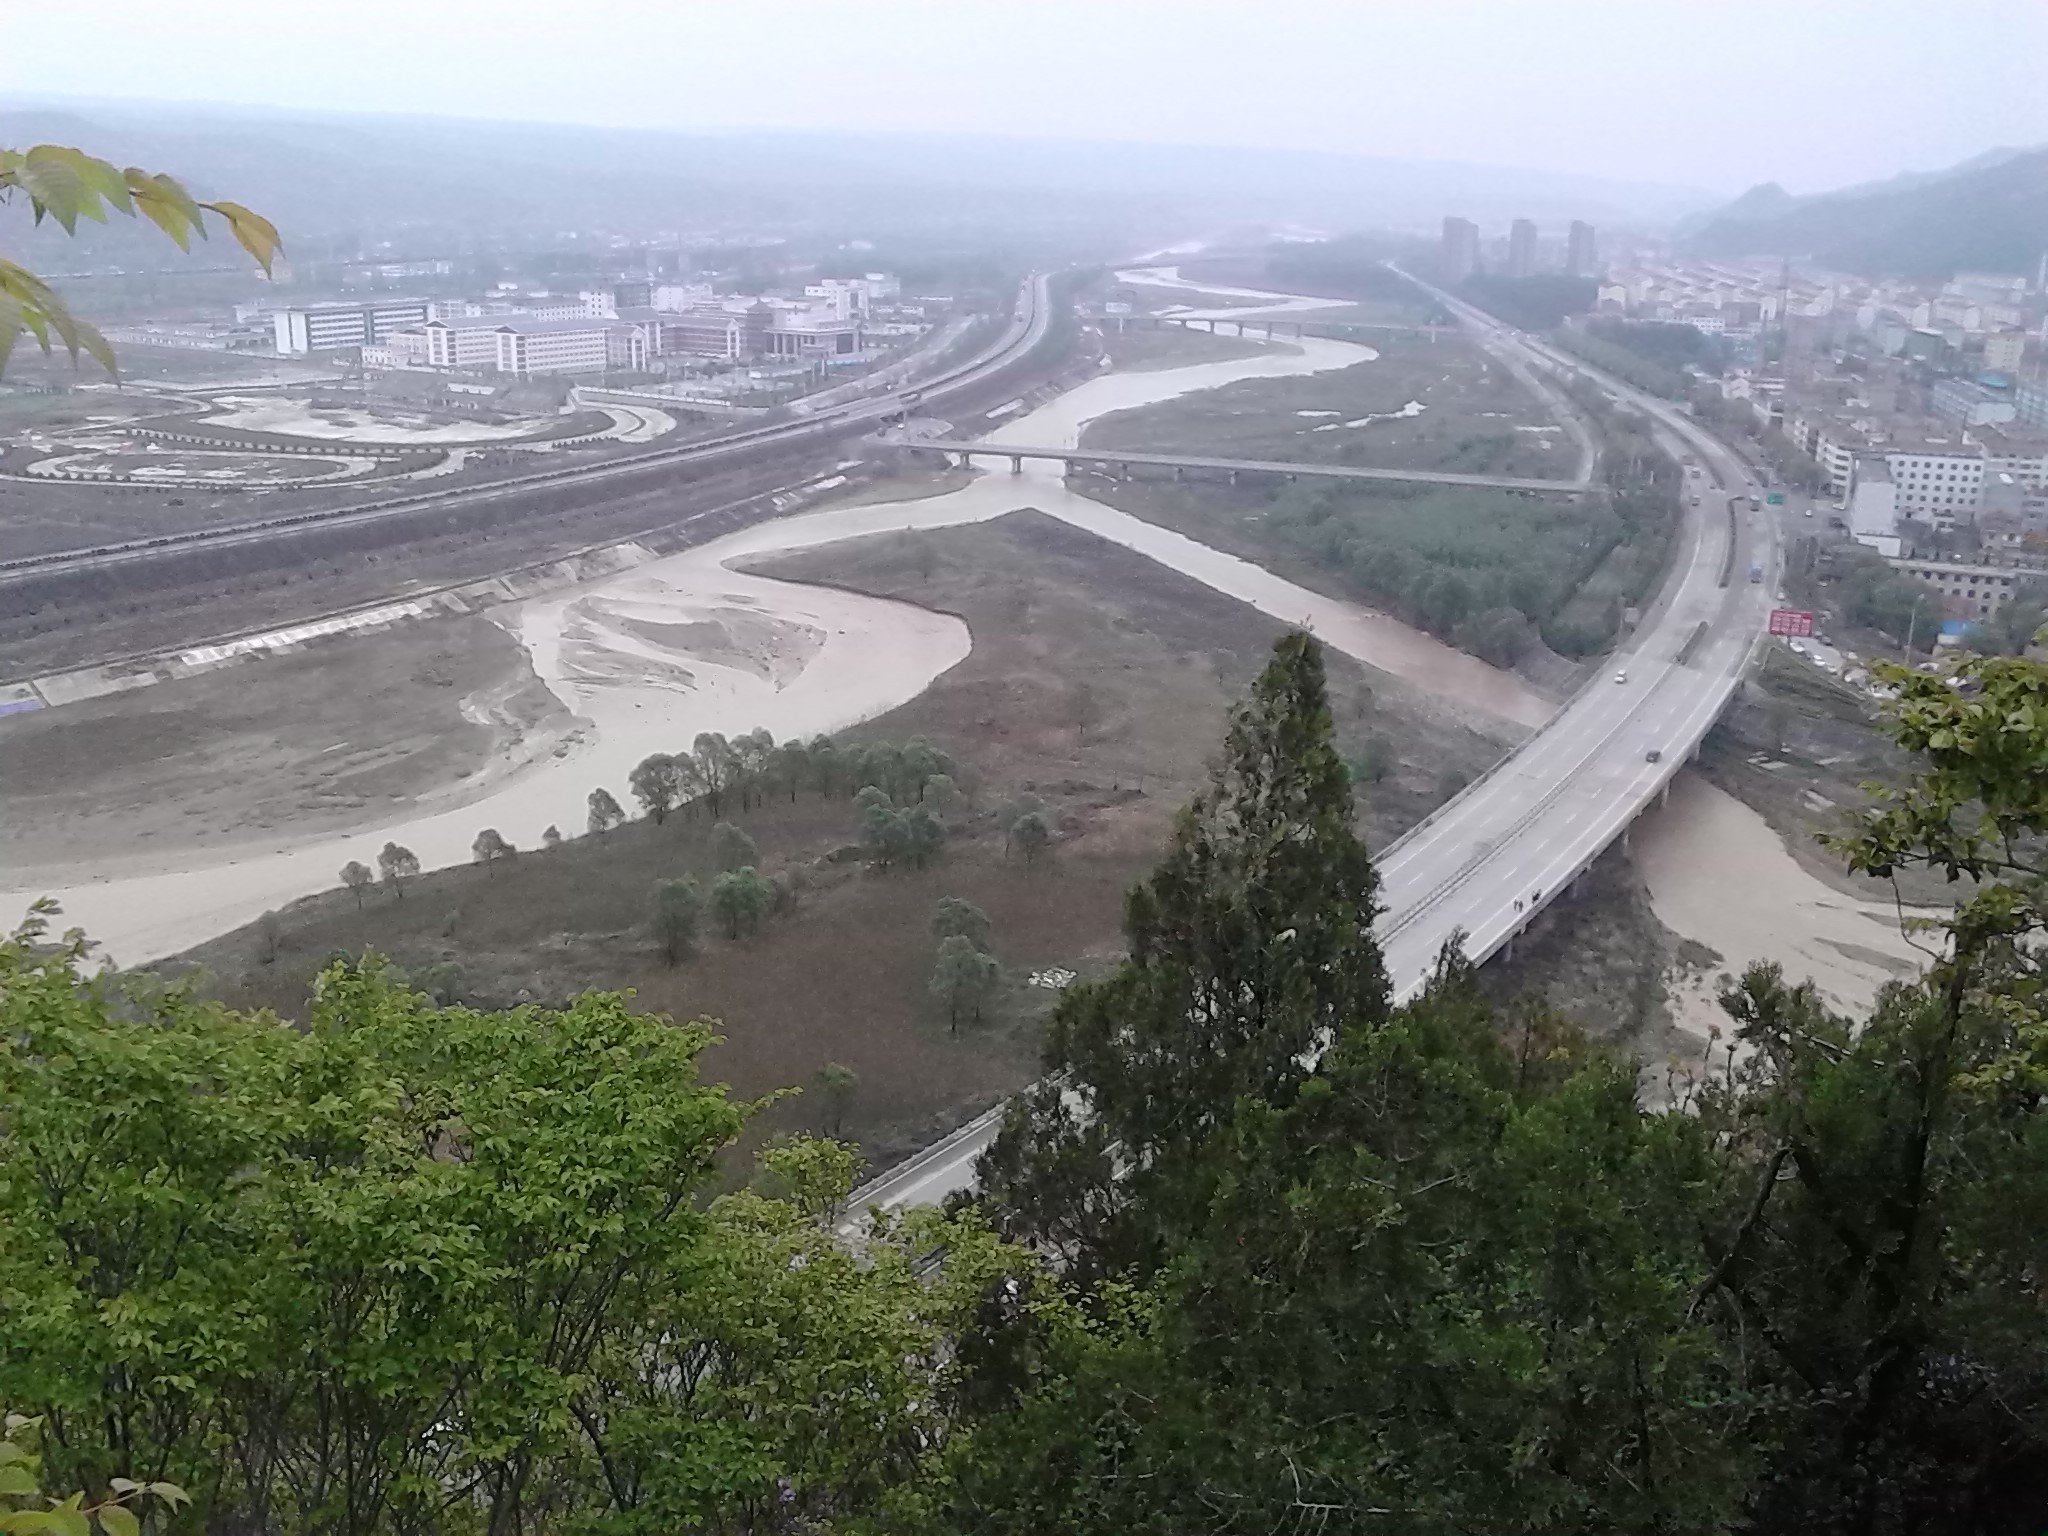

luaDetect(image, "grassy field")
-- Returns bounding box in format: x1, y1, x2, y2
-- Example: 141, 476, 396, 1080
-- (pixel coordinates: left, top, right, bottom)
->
1097, 324, 1281, 372
167, 512, 1515, 1178
1081, 331, 1568, 480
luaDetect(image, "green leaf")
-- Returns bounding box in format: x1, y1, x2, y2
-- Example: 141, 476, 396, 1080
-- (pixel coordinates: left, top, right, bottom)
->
200, 199, 283, 274
93, 1503, 137, 1536
43, 1506, 87, 1536
0, 1466, 39, 1496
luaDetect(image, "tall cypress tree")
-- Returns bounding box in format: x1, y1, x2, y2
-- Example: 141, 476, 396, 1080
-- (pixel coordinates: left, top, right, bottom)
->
978, 632, 1387, 1276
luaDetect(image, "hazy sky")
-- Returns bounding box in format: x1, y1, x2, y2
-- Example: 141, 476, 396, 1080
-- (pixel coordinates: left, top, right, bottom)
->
8, 0, 2043, 195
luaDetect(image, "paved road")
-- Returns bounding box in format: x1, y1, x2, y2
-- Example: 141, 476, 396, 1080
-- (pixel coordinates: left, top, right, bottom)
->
924, 441, 1590, 495
843, 263, 1777, 1221
2, 276, 1057, 581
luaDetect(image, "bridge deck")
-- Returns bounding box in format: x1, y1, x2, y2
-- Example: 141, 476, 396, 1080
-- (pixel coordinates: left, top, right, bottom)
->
932, 441, 1590, 495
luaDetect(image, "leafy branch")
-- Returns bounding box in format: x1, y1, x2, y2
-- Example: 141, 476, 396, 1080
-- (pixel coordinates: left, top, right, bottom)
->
0, 143, 282, 380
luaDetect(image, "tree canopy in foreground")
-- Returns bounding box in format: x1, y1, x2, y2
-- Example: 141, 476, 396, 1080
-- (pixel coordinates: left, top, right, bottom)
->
3, 638, 2044, 1534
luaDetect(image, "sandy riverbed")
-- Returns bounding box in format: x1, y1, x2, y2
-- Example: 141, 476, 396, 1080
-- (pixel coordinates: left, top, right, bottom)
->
9, 327, 1550, 963
1635, 773, 1931, 1036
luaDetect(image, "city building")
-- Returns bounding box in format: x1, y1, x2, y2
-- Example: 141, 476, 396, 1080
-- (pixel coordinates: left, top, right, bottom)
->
1441, 217, 1479, 283
273, 298, 432, 355
1966, 424, 2048, 490
664, 302, 776, 359
652, 282, 715, 312
1506, 219, 1538, 279
491, 316, 635, 377
1847, 454, 1897, 542
1984, 329, 2028, 372
1787, 409, 1868, 497
765, 310, 864, 357
1931, 375, 2017, 426
1891, 556, 2023, 621
1566, 220, 1597, 277
1886, 442, 1986, 526
2016, 373, 2048, 430
421, 316, 511, 370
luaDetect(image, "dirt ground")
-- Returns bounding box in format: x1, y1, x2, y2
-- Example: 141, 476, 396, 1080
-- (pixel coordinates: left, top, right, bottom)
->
0, 614, 571, 874
164, 512, 1514, 1176
1080, 330, 1566, 479
1700, 646, 1958, 906
1480, 842, 1701, 1076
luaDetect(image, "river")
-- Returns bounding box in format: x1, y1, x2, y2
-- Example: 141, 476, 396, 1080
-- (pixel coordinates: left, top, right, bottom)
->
7, 324, 1552, 965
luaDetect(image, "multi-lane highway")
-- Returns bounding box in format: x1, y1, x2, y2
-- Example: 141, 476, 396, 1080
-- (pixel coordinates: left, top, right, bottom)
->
844, 262, 1776, 1220
1, 274, 1057, 582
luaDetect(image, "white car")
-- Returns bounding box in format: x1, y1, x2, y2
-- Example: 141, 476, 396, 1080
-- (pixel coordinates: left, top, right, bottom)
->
1789, 640, 1806, 654
1613, 670, 1628, 684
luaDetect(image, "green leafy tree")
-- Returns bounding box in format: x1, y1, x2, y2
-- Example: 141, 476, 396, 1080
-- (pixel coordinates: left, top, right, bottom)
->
471, 827, 514, 875
709, 820, 758, 872
650, 877, 702, 965
1345, 735, 1393, 785
923, 772, 962, 819
858, 788, 909, 868
930, 935, 1001, 1034
980, 633, 1386, 1274
1000, 793, 1045, 858
376, 841, 419, 899
814, 1062, 858, 1137
692, 732, 738, 818
0, 1407, 190, 1536
628, 753, 683, 824
904, 806, 947, 869
587, 786, 626, 836
1009, 812, 1051, 867
0, 909, 1036, 1533
1, 144, 279, 378
774, 739, 812, 803
708, 866, 775, 940
339, 860, 374, 909
931, 896, 993, 953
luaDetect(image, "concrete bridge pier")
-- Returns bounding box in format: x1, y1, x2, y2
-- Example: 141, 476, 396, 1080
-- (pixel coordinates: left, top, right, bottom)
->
1009, 455, 1023, 475
1261, 322, 1274, 339
953, 451, 972, 470
1228, 469, 1240, 486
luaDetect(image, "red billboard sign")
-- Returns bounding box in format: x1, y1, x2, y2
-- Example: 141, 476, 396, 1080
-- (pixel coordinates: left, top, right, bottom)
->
1768, 607, 1815, 637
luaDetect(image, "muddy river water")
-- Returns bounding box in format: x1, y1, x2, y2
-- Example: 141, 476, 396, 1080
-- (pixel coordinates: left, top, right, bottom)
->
3, 271, 1933, 1024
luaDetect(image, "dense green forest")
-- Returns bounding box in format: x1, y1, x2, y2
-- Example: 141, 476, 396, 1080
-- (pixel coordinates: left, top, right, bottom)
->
1256, 387, 1680, 661
4, 635, 2045, 1534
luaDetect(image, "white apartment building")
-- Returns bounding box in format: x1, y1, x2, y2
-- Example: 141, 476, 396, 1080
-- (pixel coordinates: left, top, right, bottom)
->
1966, 425, 2048, 491
1985, 330, 2029, 373
273, 298, 432, 355
422, 317, 510, 370
1888, 443, 1985, 526
493, 317, 638, 377
1787, 410, 1867, 497
1847, 455, 1897, 541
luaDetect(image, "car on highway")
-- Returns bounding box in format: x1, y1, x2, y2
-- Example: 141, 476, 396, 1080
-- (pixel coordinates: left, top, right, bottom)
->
1613, 669, 1628, 684
1645, 748, 1662, 763
1789, 640, 1806, 654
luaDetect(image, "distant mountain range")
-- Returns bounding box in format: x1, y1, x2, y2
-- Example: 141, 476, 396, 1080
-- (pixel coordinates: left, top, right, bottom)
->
1685, 146, 2048, 278
0, 96, 1716, 263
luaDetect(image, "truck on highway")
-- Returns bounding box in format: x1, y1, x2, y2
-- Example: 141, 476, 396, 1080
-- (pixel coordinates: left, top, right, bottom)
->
1748, 560, 1764, 583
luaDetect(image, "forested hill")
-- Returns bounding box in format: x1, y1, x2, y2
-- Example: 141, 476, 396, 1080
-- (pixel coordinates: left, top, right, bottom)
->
1685, 147, 2048, 278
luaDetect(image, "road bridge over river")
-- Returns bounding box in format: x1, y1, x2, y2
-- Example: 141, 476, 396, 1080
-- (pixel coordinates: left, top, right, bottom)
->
844, 262, 1779, 1219
919, 440, 1591, 495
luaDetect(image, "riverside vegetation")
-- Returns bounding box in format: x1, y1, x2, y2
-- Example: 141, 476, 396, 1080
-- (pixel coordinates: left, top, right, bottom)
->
5, 633, 2046, 1534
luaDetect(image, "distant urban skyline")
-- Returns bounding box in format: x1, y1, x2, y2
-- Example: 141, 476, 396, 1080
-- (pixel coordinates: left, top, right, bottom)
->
5, 0, 2045, 197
